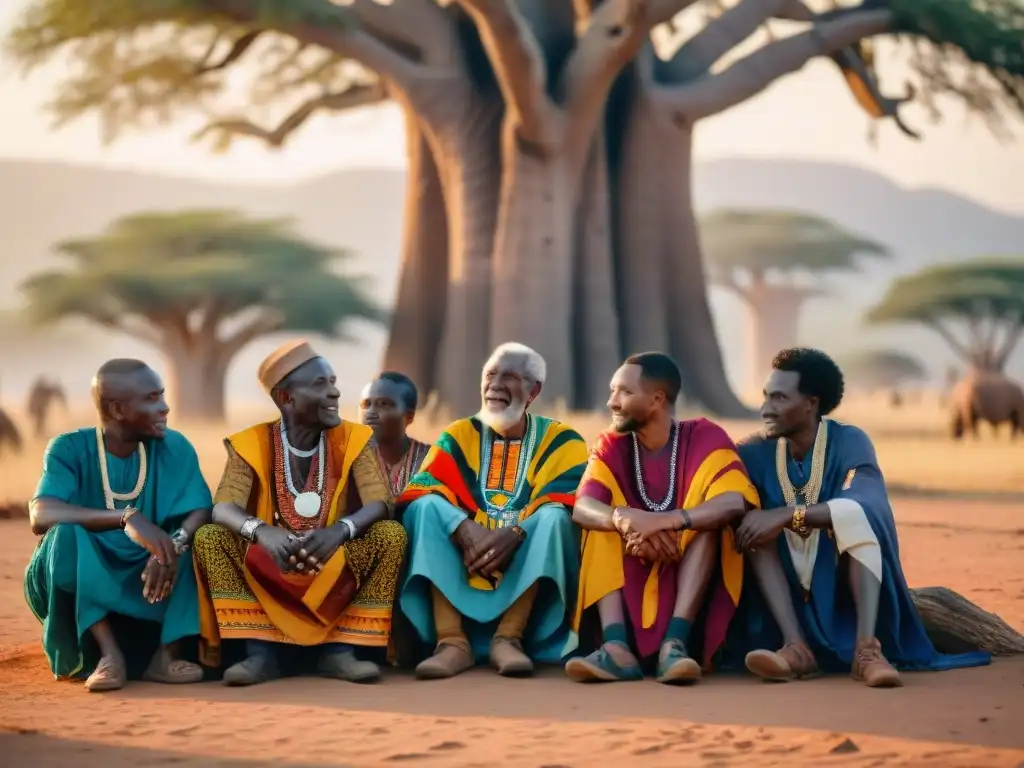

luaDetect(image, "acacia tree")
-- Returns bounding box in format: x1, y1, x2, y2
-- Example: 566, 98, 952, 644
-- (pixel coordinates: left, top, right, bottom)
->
838, 348, 927, 393
20, 209, 384, 421
866, 259, 1024, 374
7, 0, 1023, 417
701, 208, 888, 395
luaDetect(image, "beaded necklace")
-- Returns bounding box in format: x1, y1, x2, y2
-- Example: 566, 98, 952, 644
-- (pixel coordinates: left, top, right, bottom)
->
630, 420, 680, 512
374, 439, 427, 497
774, 419, 828, 508
479, 415, 537, 527
271, 423, 339, 532
95, 426, 147, 511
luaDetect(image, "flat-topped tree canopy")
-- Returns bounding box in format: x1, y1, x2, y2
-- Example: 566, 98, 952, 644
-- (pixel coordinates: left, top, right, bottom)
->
700, 208, 889, 282
19, 209, 384, 420
866, 257, 1024, 372
6, 0, 1024, 419
838, 348, 928, 390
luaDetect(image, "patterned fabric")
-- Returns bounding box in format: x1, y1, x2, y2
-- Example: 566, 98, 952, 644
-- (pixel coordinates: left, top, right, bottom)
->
193, 519, 406, 649
193, 420, 401, 666
574, 418, 758, 662
397, 415, 588, 527
375, 438, 431, 499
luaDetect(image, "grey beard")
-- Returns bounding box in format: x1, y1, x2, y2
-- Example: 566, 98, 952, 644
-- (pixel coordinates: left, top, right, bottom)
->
478, 400, 527, 434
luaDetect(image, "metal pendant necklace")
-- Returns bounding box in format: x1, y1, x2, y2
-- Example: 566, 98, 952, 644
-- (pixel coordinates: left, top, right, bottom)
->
630, 420, 680, 512
280, 423, 325, 518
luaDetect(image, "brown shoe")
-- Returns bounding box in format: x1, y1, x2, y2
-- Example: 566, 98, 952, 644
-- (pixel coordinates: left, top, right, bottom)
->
414, 642, 474, 680
851, 638, 902, 688
745, 640, 819, 682
489, 636, 534, 677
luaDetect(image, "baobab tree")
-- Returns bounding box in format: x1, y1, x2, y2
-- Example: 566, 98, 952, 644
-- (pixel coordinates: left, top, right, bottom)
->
7, 0, 1023, 416
701, 208, 888, 396
866, 259, 1024, 374
20, 209, 384, 421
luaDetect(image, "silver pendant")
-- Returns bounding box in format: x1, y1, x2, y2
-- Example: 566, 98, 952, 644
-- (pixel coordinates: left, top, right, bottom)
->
294, 491, 322, 519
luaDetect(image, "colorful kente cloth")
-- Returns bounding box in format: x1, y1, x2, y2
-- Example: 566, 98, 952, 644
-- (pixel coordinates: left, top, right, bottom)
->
397, 415, 589, 661
24, 428, 212, 679
574, 418, 758, 662
192, 420, 406, 666
732, 419, 991, 672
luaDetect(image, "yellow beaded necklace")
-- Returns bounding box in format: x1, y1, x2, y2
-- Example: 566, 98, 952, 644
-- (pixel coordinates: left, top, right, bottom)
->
95, 425, 147, 511
775, 418, 828, 507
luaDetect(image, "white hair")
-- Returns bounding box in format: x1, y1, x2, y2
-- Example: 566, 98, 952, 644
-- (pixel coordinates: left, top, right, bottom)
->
486, 342, 547, 385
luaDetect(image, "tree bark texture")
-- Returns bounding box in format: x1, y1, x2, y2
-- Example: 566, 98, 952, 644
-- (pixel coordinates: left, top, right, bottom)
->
200, 0, 901, 416
164, 339, 230, 423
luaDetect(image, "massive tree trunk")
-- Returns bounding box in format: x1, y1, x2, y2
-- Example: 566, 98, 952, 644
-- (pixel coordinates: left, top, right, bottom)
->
489, 133, 577, 407
615, 76, 753, 417
381, 114, 449, 397
740, 275, 819, 399
425, 93, 504, 419
572, 129, 622, 410
164, 340, 229, 423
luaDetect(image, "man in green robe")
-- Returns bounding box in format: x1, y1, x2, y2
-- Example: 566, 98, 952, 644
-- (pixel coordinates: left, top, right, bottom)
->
24, 359, 213, 692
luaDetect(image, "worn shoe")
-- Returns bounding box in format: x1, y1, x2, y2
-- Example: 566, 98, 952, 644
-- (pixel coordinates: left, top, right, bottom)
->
414, 642, 474, 680
222, 653, 281, 686
85, 655, 127, 693
564, 642, 644, 683
745, 640, 820, 682
852, 637, 902, 687
655, 639, 702, 685
489, 636, 534, 677
319, 650, 381, 683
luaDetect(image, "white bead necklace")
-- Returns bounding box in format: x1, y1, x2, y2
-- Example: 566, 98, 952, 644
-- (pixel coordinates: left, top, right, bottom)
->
280, 423, 325, 518
630, 421, 680, 512
95, 426, 147, 511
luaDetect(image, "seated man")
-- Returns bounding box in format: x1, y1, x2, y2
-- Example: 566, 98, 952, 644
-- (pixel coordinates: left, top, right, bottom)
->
397, 342, 589, 679
359, 371, 431, 498
734, 347, 991, 687
567, 353, 757, 685
192, 339, 407, 686
25, 359, 212, 692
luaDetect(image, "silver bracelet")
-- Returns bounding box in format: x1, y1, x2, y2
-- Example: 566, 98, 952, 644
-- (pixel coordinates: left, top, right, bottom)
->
170, 527, 190, 555
340, 518, 357, 539
240, 517, 264, 542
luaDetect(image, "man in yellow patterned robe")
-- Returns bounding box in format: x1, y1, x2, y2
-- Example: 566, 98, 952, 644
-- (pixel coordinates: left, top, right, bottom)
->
192, 340, 407, 686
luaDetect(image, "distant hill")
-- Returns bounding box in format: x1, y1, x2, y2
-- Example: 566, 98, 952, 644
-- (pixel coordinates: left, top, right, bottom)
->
0, 157, 1021, 406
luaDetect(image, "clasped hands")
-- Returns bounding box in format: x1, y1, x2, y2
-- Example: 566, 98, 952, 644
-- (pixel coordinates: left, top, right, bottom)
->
255, 524, 350, 574
452, 520, 523, 580
122, 510, 179, 604
611, 506, 683, 563
733, 506, 794, 553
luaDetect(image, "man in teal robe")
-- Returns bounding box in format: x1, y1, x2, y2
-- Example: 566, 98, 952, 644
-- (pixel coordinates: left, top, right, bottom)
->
24, 359, 212, 692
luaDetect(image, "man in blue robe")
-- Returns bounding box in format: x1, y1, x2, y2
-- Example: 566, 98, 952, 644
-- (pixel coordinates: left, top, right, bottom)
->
24, 359, 213, 692
733, 348, 990, 687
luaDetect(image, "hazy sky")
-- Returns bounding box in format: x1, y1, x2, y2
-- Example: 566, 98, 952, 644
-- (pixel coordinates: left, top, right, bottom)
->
1, 1, 1022, 214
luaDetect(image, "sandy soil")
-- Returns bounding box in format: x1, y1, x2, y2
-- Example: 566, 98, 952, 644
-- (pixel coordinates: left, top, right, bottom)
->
1, 498, 1023, 767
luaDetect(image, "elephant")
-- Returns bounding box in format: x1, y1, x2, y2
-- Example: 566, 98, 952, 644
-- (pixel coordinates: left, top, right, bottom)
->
949, 372, 1024, 440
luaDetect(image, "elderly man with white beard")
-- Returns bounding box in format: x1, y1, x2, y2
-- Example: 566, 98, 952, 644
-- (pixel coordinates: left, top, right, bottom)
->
395, 343, 589, 679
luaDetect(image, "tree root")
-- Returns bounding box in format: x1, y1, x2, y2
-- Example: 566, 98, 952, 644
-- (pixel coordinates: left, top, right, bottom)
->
911, 586, 1024, 656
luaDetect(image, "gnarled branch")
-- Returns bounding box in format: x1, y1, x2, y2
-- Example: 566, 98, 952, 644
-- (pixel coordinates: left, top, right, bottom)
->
201, 0, 425, 89
193, 81, 388, 149
563, 0, 655, 167
198, 29, 264, 74
657, 8, 894, 120
221, 310, 285, 356
669, 0, 790, 80
454, 0, 559, 148
346, 0, 459, 69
